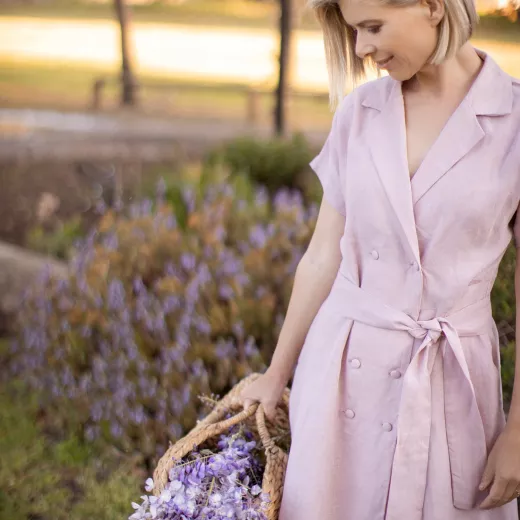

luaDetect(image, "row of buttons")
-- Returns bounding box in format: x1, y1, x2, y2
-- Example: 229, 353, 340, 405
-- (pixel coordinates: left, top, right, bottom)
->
345, 358, 400, 430
349, 358, 402, 379
370, 249, 421, 272
343, 408, 394, 431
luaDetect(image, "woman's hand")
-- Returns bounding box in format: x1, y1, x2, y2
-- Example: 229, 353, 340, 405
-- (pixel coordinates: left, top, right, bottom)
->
239, 370, 288, 422
478, 424, 520, 509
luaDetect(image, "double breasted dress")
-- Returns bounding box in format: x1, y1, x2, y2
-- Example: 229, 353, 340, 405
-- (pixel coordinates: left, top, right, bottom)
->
278, 49, 520, 520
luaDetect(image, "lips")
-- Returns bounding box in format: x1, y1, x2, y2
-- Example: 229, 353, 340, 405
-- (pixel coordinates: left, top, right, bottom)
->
376, 56, 393, 68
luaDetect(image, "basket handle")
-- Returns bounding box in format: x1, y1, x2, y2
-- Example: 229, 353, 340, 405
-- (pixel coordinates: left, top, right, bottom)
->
195, 400, 277, 451
255, 403, 276, 451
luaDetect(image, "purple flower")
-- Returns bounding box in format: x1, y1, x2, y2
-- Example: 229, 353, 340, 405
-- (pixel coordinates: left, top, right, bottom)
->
219, 284, 234, 300
181, 253, 197, 271
249, 225, 268, 249
129, 428, 268, 520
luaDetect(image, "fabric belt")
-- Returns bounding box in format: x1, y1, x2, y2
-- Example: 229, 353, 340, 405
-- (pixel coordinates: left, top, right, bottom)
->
327, 272, 490, 519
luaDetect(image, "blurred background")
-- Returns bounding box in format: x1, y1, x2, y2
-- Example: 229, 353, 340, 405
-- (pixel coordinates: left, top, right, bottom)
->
0, 1, 519, 519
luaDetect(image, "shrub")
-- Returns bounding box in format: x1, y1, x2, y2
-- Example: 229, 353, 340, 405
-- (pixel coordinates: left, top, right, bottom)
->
492, 242, 517, 411
204, 133, 318, 204
27, 215, 85, 260
10, 171, 318, 465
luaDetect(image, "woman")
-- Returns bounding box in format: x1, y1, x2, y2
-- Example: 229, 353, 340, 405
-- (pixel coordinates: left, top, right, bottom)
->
240, 0, 520, 518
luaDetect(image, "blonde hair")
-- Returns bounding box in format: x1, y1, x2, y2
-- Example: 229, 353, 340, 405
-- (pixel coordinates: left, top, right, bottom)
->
309, 0, 479, 108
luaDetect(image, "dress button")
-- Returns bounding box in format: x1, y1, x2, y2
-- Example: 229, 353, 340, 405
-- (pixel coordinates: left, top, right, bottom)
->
345, 409, 355, 419
389, 369, 402, 379
371, 250, 379, 260
350, 358, 361, 369
410, 261, 420, 272
382, 422, 393, 432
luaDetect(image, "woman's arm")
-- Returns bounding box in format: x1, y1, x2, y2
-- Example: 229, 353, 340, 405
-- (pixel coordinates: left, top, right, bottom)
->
266, 198, 345, 386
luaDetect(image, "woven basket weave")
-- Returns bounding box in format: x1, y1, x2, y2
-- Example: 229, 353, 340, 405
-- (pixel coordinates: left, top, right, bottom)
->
152, 373, 291, 520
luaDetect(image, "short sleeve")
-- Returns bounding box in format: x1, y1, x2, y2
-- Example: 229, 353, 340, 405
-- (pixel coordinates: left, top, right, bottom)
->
310, 96, 352, 217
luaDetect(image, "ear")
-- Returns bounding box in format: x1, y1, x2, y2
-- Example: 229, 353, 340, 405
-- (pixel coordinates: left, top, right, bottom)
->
421, 0, 445, 25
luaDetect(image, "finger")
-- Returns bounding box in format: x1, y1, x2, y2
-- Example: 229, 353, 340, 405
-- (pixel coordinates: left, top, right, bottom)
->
243, 398, 254, 410
479, 463, 495, 491
479, 477, 507, 510
264, 404, 277, 422
263, 406, 274, 422
502, 480, 520, 505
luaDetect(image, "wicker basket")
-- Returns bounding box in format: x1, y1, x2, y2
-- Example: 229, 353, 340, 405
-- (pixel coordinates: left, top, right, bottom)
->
152, 373, 291, 520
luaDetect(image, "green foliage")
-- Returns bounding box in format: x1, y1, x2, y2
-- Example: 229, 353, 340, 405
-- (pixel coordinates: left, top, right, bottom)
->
53, 435, 93, 467
27, 216, 84, 260
0, 376, 141, 520
492, 242, 517, 328
204, 133, 318, 203
500, 341, 516, 415
492, 242, 517, 411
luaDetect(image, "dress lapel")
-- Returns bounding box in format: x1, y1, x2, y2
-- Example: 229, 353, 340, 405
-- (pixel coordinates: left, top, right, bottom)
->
411, 48, 513, 204
410, 99, 485, 205
364, 80, 422, 265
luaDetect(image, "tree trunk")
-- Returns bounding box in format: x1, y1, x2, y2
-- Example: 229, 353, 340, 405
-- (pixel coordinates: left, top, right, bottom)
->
275, 0, 293, 136
114, 0, 137, 106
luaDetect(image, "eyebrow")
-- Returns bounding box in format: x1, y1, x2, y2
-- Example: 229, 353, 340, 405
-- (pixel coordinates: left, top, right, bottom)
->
359, 19, 383, 26
349, 18, 383, 28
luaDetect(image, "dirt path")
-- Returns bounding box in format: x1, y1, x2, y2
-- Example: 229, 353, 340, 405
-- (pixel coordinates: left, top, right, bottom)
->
0, 107, 328, 162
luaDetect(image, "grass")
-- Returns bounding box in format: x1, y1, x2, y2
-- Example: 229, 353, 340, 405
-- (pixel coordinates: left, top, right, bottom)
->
0, 340, 144, 520
0, 57, 335, 131
473, 14, 520, 44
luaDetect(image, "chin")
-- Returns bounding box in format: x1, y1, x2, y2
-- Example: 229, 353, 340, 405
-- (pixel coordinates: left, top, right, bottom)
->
387, 68, 415, 82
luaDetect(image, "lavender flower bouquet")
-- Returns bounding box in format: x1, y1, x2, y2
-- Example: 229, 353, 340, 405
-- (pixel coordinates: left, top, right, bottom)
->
130, 423, 271, 520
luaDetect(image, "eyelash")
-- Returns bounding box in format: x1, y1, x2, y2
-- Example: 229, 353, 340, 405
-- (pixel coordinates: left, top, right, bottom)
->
351, 26, 382, 35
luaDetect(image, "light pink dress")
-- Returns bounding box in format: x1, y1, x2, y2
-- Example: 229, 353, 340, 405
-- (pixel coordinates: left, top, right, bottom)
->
278, 49, 520, 520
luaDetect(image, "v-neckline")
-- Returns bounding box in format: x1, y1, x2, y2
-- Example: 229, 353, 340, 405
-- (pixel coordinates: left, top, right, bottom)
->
395, 53, 485, 183
396, 83, 448, 184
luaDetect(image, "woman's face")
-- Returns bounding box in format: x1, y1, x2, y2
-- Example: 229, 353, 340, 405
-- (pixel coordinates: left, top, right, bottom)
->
339, 0, 442, 81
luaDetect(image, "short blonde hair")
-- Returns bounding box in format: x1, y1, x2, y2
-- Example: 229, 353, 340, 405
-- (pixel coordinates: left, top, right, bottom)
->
309, 0, 479, 108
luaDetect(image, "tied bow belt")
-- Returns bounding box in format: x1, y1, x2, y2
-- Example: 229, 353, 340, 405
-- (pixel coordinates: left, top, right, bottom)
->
328, 272, 490, 519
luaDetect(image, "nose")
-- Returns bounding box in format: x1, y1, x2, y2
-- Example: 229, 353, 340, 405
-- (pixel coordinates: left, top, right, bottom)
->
355, 32, 376, 60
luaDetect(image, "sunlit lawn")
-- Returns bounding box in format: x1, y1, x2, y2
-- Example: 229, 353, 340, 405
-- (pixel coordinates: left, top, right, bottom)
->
0, 57, 335, 131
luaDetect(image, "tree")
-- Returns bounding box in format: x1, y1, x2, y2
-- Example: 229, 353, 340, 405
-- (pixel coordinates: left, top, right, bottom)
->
501, 0, 520, 23
114, 0, 138, 106
274, 0, 294, 136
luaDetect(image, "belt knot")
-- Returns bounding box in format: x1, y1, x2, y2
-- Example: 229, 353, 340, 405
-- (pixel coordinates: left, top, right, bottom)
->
409, 318, 443, 342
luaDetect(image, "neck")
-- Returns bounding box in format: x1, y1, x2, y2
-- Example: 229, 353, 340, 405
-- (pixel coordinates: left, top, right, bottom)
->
404, 43, 484, 97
